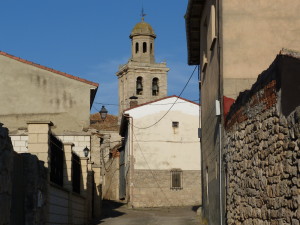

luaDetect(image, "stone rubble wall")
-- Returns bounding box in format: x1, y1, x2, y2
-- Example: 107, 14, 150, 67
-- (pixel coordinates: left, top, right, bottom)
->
225, 77, 300, 224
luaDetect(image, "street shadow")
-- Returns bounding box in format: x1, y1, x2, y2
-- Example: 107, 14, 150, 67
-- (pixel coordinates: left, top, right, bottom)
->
93, 200, 126, 224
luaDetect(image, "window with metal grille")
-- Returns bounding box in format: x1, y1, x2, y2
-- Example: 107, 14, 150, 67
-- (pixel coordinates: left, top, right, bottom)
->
72, 152, 81, 194
50, 134, 64, 186
170, 169, 183, 190
172, 121, 179, 128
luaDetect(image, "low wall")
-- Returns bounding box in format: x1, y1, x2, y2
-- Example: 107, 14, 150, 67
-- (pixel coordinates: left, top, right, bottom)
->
72, 194, 86, 224
48, 185, 69, 224
225, 51, 300, 224
0, 124, 47, 225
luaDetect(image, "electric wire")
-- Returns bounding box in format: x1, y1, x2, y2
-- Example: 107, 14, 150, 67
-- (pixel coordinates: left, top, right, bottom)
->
132, 65, 198, 129
132, 126, 185, 206
94, 99, 200, 107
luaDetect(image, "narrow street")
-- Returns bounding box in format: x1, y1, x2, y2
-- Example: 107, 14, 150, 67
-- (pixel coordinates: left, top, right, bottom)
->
94, 201, 201, 225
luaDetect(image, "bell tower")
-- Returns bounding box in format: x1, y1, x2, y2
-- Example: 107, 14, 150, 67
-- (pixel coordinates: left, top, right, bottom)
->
116, 16, 169, 116
130, 17, 156, 64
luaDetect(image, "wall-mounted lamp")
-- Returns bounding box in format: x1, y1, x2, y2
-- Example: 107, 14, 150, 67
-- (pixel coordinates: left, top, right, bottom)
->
99, 106, 108, 121
83, 146, 90, 158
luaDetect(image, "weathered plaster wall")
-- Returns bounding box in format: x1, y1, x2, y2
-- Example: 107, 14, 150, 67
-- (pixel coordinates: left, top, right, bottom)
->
0, 55, 96, 134
222, 0, 300, 97
124, 97, 201, 207
198, 0, 223, 222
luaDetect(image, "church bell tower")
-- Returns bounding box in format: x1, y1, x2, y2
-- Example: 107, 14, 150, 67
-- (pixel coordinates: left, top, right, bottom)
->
116, 16, 169, 115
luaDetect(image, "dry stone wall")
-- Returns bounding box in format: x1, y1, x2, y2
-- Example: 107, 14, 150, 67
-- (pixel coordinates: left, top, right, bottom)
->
224, 53, 300, 225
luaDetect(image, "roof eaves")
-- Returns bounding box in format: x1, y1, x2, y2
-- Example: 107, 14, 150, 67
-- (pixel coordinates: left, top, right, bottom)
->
185, 0, 206, 65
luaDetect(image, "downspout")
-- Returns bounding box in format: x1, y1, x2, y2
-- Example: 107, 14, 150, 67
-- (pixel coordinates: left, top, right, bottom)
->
219, 123, 222, 225
216, 0, 224, 224
124, 114, 134, 206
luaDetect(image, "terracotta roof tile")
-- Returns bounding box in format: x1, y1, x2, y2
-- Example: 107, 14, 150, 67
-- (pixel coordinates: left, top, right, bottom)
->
0, 51, 99, 87
90, 113, 119, 131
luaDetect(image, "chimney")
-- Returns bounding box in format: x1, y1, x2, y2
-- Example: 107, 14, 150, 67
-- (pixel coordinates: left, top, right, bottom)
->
129, 95, 138, 108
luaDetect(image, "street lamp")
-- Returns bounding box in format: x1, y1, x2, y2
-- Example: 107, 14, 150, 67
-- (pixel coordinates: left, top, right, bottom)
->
83, 146, 90, 158
99, 106, 108, 121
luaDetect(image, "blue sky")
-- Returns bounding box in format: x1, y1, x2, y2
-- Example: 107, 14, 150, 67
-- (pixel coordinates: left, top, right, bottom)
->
0, 0, 198, 115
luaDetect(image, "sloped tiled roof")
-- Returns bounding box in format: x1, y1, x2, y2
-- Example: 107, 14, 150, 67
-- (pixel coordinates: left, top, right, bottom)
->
90, 113, 119, 131
0, 51, 99, 87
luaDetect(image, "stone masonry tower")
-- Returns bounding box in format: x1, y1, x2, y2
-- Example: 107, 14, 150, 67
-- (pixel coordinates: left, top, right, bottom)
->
116, 17, 169, 115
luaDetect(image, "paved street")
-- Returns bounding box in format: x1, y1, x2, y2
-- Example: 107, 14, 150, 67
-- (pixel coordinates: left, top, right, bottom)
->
94, 201, 201, 225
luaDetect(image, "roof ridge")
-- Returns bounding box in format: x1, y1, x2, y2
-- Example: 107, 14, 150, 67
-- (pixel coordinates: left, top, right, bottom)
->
0, 51, 99, 87
124, 95, 200, 112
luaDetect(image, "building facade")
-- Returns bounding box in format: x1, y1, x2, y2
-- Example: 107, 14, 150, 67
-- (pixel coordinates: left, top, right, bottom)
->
116, 18, 169, 115
0, 51, 102, 222
119, 96, 201, 207
185, 0, 300, 224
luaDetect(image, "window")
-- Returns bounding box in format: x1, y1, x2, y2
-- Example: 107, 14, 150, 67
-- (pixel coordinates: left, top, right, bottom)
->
171, 169, 183, 190
152, 78, 159, 96
136, 77, 143, 95
210, 5, 217, 50
172, 121, 179, 128
143, 42, 147, 53
135, 42, 139, 53
150, 43, 153, 54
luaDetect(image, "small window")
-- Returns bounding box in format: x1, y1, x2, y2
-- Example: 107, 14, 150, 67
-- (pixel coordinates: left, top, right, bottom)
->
172, 121, 179, 128
152, 78, 159, 96
171, 169, 183, 190
150, 43, 153, 54
136, 77, 143, 95
135, 42, 139, 53
143, 42, 147, 53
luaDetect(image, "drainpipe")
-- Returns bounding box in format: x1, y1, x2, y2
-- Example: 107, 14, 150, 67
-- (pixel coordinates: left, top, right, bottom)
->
216, 99, 222, 225
123, 114, 134, 206
219, 123, 222, 225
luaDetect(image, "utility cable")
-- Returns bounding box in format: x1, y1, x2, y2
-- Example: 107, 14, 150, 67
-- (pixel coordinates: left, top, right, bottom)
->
132, 65, 198, 129
94, 99, 200, 107
132, 128, 173, 206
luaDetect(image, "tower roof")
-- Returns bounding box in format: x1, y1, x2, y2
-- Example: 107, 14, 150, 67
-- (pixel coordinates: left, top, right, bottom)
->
130, 20, 156, 39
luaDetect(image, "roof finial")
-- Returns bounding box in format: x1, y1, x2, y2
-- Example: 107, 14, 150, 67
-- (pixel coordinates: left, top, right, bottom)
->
141, 6, 146, 21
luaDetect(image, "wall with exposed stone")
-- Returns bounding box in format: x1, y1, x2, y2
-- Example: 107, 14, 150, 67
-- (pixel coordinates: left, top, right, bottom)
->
132, 170, 201, 208
224, 52, 300, 224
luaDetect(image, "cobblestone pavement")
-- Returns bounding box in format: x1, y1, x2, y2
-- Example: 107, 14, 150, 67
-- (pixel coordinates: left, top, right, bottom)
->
94, 201, 201, 225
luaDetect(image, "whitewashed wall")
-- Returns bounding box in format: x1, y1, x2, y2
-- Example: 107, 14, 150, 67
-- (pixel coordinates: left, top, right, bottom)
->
57, 135, 90, 157
10, 135, 28, 152
125, 97, 200, 170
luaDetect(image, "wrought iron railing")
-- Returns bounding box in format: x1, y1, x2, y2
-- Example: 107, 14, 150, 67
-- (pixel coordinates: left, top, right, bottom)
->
50, 134, 63, 186
72, 152, 81, 194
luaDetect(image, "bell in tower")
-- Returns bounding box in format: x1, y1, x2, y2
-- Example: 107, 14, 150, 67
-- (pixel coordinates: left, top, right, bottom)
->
116, 13, 169, 116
